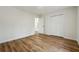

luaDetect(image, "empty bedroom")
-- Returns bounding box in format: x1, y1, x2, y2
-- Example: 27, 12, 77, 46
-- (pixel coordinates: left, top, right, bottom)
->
0, 6, 79, 52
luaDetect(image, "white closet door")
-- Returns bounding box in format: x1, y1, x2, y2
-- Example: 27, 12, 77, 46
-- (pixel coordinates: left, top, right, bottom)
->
47, 15, 64, 37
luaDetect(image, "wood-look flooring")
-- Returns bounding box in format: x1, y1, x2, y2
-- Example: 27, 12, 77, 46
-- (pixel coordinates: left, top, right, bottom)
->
0, 34, 79, 52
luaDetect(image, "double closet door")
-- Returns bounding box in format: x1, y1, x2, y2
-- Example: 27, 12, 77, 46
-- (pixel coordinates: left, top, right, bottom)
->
46, 14, 65, 37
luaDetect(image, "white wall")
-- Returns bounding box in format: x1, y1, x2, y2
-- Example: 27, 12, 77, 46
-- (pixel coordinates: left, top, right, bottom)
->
63, 7, 77, 39
44, 7, 77, 39
77, 7, 79, 43
0, 7, 36, 43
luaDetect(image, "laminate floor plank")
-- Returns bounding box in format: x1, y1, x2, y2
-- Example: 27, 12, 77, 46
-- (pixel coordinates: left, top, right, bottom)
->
0, 34, 79, 52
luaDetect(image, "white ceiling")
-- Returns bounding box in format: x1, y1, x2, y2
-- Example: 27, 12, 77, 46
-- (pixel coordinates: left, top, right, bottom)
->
14, 6, 71, 15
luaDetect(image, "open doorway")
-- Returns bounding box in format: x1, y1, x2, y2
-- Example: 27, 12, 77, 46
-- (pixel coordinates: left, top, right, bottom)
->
34, 16, 45, 34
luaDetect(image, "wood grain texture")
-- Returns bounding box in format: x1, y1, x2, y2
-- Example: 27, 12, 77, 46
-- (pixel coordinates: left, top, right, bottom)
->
0, 34, 79, 52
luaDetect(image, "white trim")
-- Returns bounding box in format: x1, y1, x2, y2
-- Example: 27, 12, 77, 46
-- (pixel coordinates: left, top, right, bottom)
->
0, 33, 34, 44
76, 40, 79, 45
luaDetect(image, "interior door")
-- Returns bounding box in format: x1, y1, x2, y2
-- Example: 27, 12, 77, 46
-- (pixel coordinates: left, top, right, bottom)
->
48, 14, 64, 37
38, 17, 44, 33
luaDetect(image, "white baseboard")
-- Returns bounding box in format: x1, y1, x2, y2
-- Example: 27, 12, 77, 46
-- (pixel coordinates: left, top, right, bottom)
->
0, 33, 34, 44
77, 40, 79, 45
